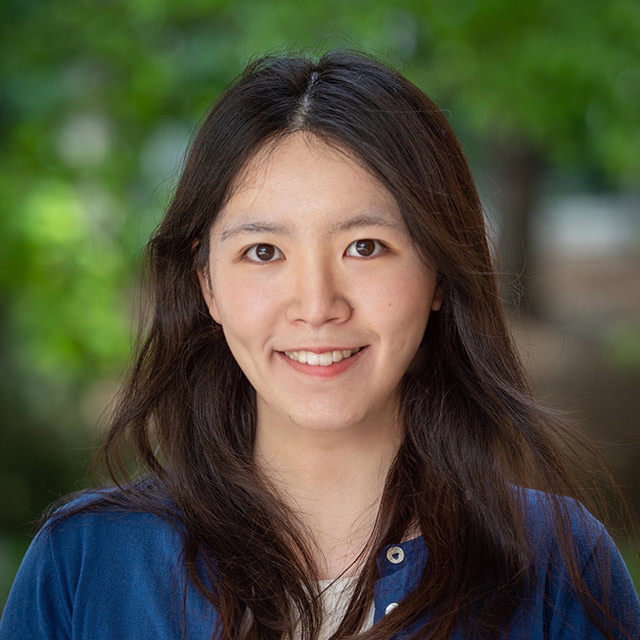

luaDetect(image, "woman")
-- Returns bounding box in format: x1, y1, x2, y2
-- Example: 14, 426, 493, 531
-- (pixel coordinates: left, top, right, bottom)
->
1, 50, 638, 640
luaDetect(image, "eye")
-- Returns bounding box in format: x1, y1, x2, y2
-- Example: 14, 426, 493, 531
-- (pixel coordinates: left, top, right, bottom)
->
243, 243, 283, 263
345, 239, 388, 258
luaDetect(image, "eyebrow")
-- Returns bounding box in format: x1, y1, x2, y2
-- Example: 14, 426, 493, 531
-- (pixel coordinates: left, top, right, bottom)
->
218, 213, 404, 242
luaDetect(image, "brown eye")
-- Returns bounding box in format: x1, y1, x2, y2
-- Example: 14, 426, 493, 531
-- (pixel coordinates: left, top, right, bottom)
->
256, 244, 275, 260
245, 244, 282, 263
346, 239, 385, 258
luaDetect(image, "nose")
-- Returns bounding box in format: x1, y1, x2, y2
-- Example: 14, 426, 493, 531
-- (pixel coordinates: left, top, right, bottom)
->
285, 256, 352, 327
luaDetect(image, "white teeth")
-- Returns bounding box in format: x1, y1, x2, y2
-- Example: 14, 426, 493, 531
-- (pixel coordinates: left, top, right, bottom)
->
283, 347, 362, 366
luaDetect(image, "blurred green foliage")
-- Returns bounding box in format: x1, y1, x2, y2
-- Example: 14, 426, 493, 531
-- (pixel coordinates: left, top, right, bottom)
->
1, 0, 639, 602
604, 323, 640, 371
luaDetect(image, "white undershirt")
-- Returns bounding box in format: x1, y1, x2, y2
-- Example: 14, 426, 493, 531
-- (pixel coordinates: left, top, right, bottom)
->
239, 575, 375, 639
313, 576, 375, 639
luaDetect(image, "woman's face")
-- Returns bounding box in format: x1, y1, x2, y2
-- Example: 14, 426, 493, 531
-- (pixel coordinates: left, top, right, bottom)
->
200, 132, 441, 436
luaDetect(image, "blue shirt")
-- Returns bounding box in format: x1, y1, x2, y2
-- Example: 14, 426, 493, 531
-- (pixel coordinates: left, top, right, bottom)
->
1, 489, 639, 639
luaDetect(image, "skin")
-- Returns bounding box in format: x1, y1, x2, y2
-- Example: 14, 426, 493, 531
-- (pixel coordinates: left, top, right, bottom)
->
199, 132, 441, 577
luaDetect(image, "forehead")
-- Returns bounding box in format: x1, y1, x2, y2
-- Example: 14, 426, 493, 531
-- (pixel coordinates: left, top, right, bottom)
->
211, 132, 404, 238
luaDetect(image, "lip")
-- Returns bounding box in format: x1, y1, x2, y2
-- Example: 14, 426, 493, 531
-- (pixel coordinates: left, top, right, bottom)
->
277, 346, 368, 378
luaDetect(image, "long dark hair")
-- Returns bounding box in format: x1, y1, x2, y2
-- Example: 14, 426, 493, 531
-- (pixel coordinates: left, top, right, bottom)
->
50, 50, 634, 639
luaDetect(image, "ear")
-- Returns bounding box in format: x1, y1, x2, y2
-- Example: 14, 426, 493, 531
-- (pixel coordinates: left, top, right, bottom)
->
193, 237, 223, 325
430, 283, 444, 312
197, 268, 223, 325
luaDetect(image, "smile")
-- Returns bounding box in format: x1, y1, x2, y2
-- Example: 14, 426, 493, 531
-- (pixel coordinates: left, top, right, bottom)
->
283, 347, 363, 366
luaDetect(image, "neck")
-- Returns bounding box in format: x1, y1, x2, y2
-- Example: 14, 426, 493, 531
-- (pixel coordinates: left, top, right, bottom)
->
254, 412, 401, 579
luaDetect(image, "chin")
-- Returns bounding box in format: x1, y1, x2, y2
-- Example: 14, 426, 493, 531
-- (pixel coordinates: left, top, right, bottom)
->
289, 409, 368, 433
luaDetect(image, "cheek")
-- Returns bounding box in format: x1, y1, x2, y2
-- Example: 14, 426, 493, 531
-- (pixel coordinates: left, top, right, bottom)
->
363, 269, 435, 328
212, 273, 278, 340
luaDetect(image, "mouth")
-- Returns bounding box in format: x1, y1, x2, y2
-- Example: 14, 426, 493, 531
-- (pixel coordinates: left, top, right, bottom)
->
281, 346, 365, 367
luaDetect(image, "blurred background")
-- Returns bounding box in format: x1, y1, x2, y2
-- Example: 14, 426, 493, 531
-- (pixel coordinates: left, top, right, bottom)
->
1, 0, 639, 604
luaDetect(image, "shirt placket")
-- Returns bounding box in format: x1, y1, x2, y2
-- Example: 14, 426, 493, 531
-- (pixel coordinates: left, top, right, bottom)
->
373, 537, 428, 630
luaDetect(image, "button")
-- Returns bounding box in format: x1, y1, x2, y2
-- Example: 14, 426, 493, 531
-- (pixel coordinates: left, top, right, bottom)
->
386, 545, 405, 564
385, 602, 399, 615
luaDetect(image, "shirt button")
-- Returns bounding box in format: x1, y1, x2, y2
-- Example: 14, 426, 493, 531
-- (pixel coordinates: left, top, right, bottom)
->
386, 545, 405, 564
385, 602, 399, 615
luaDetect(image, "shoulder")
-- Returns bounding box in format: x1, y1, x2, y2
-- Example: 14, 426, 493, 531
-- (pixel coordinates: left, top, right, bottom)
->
0, 486, 218, 640
44, 486, 183, 550
36, 484, 193, 607
512, 487, 640, 638
513, 487, 620, 585
55, 497, 181, 570
12, 484, 183, 587
31, 484, 183, 574
513, 487, 606, 552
